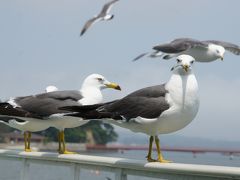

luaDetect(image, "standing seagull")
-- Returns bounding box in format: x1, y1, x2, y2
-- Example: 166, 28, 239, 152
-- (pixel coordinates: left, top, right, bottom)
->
80, 0, 119, 36
0, 85, 59, 152
60, 55, 200, 162
0, 74, 121, 153
133, 38, 240, 62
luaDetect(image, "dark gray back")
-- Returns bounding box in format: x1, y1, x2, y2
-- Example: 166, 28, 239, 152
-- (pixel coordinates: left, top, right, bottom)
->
102, 84, 170, 120
14, 90, 83, 117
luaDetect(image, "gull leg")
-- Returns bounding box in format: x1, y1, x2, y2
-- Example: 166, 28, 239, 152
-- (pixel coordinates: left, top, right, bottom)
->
24, 132, 28, 151
58, 131, 62, 153
24, 132, 31, 152
59, 131, 76, 154
146, 136, 156, 162
155, 136, 171, 163
27, 132, 32, 151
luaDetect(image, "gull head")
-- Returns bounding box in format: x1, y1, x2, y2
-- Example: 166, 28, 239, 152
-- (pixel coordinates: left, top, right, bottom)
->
82, 74, 121, 91
209, 44, 225, 61
45, 85, 58, 93
104, 14, 114, 20
171, 55, 195, 74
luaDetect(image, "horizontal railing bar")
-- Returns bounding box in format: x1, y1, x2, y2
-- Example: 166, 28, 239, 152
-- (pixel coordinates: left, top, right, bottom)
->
5, 158, 234, 180
0, 149, 239, 179
124, 168, 225, 180
86, 144, 240, 154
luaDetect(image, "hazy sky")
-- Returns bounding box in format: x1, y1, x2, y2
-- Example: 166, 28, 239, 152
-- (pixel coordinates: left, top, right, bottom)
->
0, 0, 240, 142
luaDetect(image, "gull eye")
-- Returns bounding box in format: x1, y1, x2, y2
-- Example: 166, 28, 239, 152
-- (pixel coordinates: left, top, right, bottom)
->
177, 59, 181, 63
216, 50, 220, 54
96, 77, 104, 82
190, 60, 194, 64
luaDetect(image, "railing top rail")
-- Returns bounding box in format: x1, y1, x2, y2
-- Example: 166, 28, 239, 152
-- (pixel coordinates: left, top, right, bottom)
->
0, 149, 240, 179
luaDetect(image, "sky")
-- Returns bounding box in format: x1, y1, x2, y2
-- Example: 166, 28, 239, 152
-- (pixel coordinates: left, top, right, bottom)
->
0, 0, 240, 142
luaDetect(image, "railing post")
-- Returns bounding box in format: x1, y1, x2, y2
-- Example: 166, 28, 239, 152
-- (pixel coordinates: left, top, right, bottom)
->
20, 159, 30, 180
70, 163, 80, 180
115, 169, 127, 180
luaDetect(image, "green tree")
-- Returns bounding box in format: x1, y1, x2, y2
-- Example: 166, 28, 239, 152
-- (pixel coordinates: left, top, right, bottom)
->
43, 121, 118, 145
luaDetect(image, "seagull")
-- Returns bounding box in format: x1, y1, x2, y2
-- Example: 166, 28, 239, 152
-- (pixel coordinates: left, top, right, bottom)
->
0, 85, 59, 152
45, 85, 58, 93
0, 85, 59, 151
80, 0, 119, 36
60, 55, 200, 163
0, 74, 121, 153
133, 38, 240, 62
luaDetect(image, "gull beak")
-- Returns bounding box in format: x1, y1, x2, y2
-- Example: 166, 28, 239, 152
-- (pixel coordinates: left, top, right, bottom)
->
220, 56, 224, 61
105, 83, 121, 91
183, 65, 189, 72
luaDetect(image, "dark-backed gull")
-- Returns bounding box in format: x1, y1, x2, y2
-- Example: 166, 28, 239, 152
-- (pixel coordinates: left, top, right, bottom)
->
80, 0, 119, 36
0, 74, 121, 154
133, 38, 240, 62
60, 55, 200, 162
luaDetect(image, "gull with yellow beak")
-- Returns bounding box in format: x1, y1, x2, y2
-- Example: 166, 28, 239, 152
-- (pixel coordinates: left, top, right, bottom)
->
60, 55, 199, 163
0, 74, 121, 154
133, 38, 240, 62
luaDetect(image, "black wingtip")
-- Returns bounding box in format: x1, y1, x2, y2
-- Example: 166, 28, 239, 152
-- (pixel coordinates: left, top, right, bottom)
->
80, 32, 84, 37
163, 55, 171, 59
59, 103, 104, 112
0, 102, 10, 106
59, 106, 76, 111
80, 29, 86, 37
132, 52, 148, 62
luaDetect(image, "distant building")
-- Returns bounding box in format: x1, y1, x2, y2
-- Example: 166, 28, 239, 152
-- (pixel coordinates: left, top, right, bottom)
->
0, 131, 45, 144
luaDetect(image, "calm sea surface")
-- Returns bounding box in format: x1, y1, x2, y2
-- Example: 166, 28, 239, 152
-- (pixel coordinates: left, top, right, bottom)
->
0, 150, 239, 180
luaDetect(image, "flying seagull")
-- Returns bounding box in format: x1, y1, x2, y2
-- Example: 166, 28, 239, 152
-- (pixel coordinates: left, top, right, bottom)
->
60, 55, 200, 163
80, 0, 119, 36
0, 74, 121, 154
133, 38, 240, 62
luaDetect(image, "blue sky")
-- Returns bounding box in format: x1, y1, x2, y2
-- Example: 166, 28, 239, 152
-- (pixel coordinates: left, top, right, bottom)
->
0, 0, 240, 142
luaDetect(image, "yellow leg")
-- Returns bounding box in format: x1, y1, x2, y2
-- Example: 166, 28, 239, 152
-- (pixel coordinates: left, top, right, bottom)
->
58, 131, 62, 153
155, 136, 171, 163
146, 136, 156, 162
59, 131, 76, 154
24, 132, 31, 152
27, 132, 31, 150
24, 132, 28, 151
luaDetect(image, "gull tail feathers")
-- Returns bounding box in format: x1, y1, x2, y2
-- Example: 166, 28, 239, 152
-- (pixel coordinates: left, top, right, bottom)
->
0, 102, 25, 117
59, 102, 122, 120
0, 103, 17, 116
66, 111, 122, 120
59, 103, 104, 112
0, 102, 40, 118
59, 100, 118, 112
